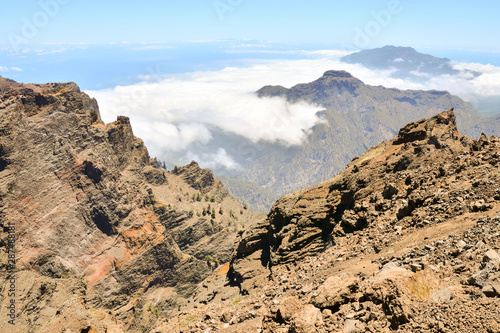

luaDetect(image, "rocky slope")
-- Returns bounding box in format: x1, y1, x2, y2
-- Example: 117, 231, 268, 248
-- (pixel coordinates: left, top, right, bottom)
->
0, 77, 263, 332
164, 109, 500, 332
465, 113, 500, 138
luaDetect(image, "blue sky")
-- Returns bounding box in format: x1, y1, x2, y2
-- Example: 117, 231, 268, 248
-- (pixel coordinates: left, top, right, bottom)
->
1, 0, 499, 50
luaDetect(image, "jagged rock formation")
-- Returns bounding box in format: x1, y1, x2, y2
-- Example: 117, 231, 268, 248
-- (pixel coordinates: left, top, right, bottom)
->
0, 78, 263, 332
166, 109, 500, 332
172, 161, 219, 194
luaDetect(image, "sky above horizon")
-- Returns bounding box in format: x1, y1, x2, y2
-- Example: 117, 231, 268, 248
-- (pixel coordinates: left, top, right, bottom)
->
1, 0, 499, 51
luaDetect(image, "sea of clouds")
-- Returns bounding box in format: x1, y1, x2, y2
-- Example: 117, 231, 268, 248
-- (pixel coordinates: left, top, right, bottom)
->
86, 50, 500, 169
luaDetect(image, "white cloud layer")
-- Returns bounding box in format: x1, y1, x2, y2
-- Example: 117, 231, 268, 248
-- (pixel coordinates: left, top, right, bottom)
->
185, 148, 241, 170
86, 63, 329, 157
86, 50, 500, 161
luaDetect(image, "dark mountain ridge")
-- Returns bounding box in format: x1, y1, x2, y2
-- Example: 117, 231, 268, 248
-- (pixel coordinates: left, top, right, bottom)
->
232, 69, 486, 210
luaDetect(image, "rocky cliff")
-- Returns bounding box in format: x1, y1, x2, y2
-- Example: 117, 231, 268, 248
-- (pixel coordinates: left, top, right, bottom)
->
0, 78, 263, 332
166, 109, 500, 332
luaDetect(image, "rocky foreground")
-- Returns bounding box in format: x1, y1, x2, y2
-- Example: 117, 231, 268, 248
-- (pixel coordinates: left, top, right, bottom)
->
161, 110, 500, 332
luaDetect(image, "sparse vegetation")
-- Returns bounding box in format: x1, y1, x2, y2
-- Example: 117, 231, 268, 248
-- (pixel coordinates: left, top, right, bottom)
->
229, 209, 239, 220
404, 270, 442, 300
231, 297, 242, 306
180, 314, 198, 328
203, 254, 220, 268
147, 303, 159, 317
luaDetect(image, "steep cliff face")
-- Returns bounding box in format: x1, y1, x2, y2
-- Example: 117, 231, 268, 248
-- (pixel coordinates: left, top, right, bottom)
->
0, 79, 263, 332
169, 109, 500, 332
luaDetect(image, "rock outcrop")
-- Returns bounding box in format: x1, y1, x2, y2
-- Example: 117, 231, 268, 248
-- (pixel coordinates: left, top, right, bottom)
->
231, 110, 485, 272
0, 79, 263, 332
172, 161, 219, 194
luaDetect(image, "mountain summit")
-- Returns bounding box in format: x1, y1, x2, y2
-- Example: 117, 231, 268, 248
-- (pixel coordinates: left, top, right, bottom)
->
231, 70, 485, 211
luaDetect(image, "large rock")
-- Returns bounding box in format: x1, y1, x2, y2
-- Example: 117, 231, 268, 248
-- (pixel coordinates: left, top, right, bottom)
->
289, 304, 324, 333
310, 273, 358, 309
172, 160, 219, 194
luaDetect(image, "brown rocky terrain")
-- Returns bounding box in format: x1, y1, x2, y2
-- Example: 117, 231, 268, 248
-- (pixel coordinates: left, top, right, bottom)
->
162, 109, 500, 332
0, 77, 263, 332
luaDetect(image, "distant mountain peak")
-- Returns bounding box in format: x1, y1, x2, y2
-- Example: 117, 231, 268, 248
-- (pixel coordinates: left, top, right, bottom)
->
380, 44, 417, 52
340, 45, 481, 80
322, 70, 354, 78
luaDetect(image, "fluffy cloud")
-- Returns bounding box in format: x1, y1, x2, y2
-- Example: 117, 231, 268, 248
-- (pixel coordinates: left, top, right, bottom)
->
86, 63, 328, 158
185, 148, 241, 170
131, 120, 212, 152
0, 66, 22, 72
